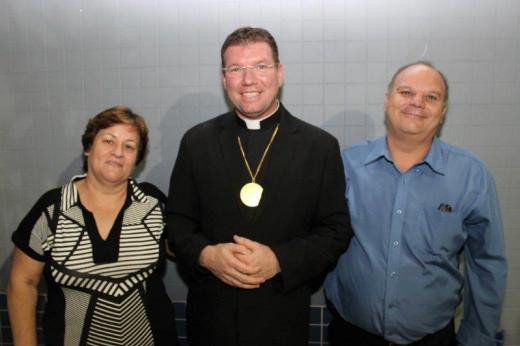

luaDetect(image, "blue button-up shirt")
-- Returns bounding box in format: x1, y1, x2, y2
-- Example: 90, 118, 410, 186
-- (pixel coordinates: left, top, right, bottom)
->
325, 137, 507, 346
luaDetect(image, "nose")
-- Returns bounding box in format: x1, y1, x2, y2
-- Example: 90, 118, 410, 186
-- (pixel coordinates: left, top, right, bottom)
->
411, 94, 425, 108
112, 144, 124, 157
241, 67, 256, 85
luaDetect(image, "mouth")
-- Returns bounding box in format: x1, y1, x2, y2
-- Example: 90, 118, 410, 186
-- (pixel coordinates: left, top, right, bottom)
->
241, 91, 261, 99
403, 110, 426, 118
106, 160, 123, 167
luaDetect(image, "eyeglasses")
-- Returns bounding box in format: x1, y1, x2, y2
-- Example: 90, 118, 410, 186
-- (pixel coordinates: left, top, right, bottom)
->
222, 63, 278, 77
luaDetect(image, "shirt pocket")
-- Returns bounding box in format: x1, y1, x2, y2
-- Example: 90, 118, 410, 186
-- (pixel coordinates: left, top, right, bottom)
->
421, 209, 466, 256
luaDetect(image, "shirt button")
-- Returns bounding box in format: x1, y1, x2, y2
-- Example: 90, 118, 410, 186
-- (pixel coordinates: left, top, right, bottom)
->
414, 168, 422, 174
393, 240, 399, 247
395, 209, 402, 215
390, 272, 397, 278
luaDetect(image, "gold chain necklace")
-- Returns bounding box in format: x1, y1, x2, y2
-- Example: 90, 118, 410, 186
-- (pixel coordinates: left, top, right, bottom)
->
237, 123, 280, 207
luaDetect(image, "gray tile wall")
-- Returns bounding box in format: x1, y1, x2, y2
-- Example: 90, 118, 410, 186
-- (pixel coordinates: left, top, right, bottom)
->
0, 0, 519, 343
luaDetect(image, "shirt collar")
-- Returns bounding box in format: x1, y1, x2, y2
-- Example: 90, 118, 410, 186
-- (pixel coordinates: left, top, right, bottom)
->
363, 136, 446, 175
363, 137, 391, 165
61, 174, 147, 212
422, 137, 446, 175
235, 99, 280, 130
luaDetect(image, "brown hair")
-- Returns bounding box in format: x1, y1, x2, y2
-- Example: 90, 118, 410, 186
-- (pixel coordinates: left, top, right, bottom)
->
387, 61, 449, 104
221, 27, 279, 68
81, 106, 149, 171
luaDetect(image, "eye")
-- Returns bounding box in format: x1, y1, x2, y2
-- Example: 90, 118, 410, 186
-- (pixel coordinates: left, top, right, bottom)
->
399, 90, 412, 96
102, 138, 114, 145
256, 64, 269, 71
426, 94, 439, 102
227, 66, 243, 74
125, 143, 137, 151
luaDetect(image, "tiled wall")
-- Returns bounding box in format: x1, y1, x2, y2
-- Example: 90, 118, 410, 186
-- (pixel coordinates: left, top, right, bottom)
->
1, 0, 519, 344
0, 293, 330, 346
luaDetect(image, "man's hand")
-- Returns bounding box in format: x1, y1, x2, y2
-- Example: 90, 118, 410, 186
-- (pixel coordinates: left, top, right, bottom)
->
233, 235, 281, 282
199, 243, 264, 289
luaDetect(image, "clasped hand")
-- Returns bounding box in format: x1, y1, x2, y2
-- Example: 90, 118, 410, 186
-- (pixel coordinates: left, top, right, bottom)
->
199, 235, 281, 289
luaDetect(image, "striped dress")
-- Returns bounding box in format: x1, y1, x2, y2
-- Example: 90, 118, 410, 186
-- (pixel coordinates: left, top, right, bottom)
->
12, 175, 177, 346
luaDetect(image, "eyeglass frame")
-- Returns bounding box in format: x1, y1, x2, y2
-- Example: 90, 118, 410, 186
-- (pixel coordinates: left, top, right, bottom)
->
222, 63, 279, 76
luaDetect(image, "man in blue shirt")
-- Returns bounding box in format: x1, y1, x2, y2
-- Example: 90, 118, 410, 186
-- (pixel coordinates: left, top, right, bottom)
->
325, 61, 507, 346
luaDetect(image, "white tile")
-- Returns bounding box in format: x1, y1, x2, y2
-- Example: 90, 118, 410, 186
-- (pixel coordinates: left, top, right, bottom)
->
303, 20, 323, 42
495, 63, 520, 83
280, 42, 303, 63
324, 63, 346, 83
284, 63, 304, 84
279, 20, 302, 41
324, 21, 345, 41
345, 18, 367, 40
345, 41, 367, 62
303, 42, 324, 62
302, 84, 323, 105
303, 63, 323, 83
344, 0, 367, 18
324, 41, 345, 62
473, 39, 497, 61
301, 0, 322, 21
366, 63, 387, 83
101, 69, 121, 89
366, 18, 388, 40
120, 68, 140, 89
345, 62, 368, 83
281, 83, 303, 105
324, 105, 346, 126
324, 84, 345, 105
302, 104, 324, 126
345, 84, 366, 104
367, 41, 387, 62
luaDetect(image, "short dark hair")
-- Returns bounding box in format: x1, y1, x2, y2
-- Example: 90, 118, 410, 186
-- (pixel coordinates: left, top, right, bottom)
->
387, 61, 449, 104
221, 27, 279, 68
81, 106, 149, 172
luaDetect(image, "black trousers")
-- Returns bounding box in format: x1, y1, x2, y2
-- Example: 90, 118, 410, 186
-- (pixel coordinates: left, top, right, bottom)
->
327, 309, 457, 346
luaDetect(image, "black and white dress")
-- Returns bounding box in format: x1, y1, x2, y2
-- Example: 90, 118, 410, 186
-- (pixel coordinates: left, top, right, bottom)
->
12, 175, 178, 346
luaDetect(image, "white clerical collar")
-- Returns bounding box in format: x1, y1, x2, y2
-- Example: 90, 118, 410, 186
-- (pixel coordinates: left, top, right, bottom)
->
236, 100, 280, 130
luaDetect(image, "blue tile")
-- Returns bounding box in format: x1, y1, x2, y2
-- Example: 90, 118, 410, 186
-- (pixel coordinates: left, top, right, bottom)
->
1, 310, 10, 327
36, 295, 46, 311
176, 319, 187, 337
308, 325, 321, 342
323, 307, 332, 324
0, 294, 7, 309
323, 323, 329, 341
309, 306, 321, 324
173, 302, 186, 319
37, 312, 44, 328
2, 326, 13, 343
37, 328, 45, 344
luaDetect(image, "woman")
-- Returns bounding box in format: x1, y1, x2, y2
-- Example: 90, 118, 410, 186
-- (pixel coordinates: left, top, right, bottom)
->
7, 106, 178, 346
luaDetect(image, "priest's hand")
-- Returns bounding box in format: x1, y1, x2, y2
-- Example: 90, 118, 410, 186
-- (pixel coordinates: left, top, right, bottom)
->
233, 235, 281, 282
199, 243, 264, 289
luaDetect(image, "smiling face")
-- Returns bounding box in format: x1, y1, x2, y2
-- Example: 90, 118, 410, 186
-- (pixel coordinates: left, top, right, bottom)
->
85, 123, 140, 186
385, 64, 447, 142
222, 42, 284, 120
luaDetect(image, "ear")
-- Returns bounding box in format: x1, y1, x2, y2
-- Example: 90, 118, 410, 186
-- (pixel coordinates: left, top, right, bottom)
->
276, 63, 284, 87
221, 72, 228, 91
